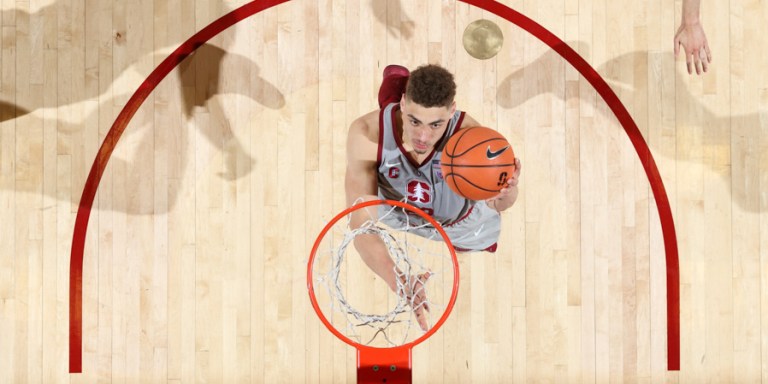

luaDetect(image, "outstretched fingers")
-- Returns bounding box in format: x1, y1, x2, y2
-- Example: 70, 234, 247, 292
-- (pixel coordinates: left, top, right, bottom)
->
411, 272, 433, 331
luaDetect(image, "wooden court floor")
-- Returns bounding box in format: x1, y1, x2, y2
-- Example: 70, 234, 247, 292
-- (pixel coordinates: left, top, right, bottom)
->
1, 0, 767, 382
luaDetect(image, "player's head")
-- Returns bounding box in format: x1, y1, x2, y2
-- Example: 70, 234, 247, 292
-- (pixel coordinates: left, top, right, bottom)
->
400, 64, 457, 155
404, 64, 456, 108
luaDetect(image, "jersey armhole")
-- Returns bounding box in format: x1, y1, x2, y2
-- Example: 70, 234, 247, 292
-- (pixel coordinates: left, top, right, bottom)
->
436, 110, 467, 152
455, 111, 466, 131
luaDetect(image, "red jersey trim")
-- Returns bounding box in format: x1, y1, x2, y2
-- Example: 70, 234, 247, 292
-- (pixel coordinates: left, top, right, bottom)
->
444, 204, 474, 227
454, 242, 498, 253
377, 106, 387, 167
455, 111, 466, 132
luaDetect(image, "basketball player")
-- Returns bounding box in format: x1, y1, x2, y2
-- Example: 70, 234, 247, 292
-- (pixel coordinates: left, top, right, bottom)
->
345, 64, 522, 330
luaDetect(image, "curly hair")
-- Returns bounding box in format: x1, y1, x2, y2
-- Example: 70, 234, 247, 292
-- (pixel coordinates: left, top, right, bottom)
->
405, 64, 456, 108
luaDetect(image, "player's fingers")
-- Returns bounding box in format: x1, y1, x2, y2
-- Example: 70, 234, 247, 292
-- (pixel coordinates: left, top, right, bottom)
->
417, 272, 431, 312
413, 294, 424, 309
410, 274, 428, 299
415, 309, 424, 324
415, 308, 428, 330
693, 51, 702, 75
686, 55, 693, 74
704, 42, 712, 62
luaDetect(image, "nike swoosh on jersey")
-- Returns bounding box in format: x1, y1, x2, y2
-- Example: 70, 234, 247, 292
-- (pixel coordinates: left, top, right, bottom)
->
385, 160, 401, 167
486, 145, 509, 159
473, 224, 485, 237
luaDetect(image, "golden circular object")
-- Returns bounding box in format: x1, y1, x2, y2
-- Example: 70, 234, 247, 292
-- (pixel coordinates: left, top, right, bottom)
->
462, 19, 504, 60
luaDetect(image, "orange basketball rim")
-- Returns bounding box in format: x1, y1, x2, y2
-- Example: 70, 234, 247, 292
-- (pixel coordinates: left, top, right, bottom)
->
307, 199, 460, 384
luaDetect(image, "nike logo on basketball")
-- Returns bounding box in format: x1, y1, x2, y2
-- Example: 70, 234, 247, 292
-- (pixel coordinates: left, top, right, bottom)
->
486, 146, 509, 159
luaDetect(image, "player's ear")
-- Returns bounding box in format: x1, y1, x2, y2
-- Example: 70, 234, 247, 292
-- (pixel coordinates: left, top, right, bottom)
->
449, 101, 456, 115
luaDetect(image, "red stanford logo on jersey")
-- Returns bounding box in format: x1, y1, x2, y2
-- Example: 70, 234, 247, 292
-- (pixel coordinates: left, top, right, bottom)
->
388, 167, 400, 179
406, 180, 431, 203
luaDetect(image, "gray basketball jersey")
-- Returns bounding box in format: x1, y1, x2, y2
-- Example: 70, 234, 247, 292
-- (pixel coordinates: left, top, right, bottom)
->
376, 102, 474, 225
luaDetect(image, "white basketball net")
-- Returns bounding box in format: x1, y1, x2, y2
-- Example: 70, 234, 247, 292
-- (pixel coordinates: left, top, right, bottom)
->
311, 201, 455, 348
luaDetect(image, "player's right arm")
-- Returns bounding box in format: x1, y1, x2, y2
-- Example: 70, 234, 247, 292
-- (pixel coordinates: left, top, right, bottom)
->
345, 113, 430, 330
344, 114, 400, 292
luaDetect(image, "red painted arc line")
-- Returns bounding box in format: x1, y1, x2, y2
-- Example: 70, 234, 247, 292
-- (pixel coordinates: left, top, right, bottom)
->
68, 0, 290, 373
69, 0, 679, 374
459, 0, 680, 370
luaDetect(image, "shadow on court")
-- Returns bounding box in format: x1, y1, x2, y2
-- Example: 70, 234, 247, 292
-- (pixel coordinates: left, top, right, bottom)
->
174, 43, 286, 180
0, 2, 285, 122
370, 0, 415, 40
496, 44, 765, 212
0, 3, 287, 214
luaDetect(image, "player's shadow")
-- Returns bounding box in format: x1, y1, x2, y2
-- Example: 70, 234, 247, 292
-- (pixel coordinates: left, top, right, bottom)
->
370, 0, 415, 40
1, 3, 287, 214
0, 2, 286, 124
5, 98, 176, 214
496, 43, 762, 212
0, 100, 30, 122
176, 43, 286, 118
174, 43, 286, 180
10, 82, 267, 216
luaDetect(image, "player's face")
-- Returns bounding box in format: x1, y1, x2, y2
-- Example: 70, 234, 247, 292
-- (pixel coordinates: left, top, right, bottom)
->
400, 98, 456, 155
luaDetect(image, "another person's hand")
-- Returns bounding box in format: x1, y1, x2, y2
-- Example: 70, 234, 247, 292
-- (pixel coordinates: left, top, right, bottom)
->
674, 21, 711, 75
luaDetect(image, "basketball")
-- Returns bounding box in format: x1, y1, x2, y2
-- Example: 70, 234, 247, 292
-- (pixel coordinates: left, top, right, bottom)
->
440, 127, 516, 200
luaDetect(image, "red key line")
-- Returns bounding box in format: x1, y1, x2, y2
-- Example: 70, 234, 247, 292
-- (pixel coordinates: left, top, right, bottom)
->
68, 0, 290, 373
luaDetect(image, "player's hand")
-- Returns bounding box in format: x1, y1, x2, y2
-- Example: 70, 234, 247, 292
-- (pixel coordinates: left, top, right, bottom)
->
507, 158, 522, 187
674, 21, 711, 75
486, 158, 521, 206
404, 272, 432, 331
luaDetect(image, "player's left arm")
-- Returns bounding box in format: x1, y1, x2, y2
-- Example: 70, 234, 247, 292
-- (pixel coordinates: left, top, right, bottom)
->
460, 113, 522, 212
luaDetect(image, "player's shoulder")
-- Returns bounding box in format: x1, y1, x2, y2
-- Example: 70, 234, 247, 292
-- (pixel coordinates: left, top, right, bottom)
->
458, 112, 481, 130
348, 109, 381, 142
346, 109, 382, 164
